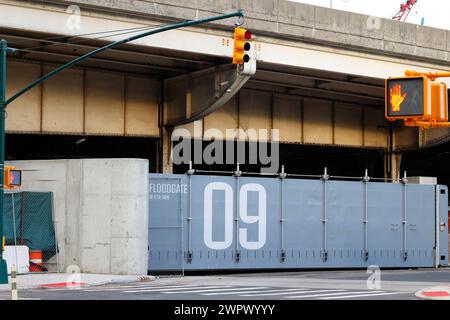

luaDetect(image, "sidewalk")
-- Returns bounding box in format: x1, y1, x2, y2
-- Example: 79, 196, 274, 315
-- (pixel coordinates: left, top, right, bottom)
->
415, 286, 450, 300
0, 273, 155, 291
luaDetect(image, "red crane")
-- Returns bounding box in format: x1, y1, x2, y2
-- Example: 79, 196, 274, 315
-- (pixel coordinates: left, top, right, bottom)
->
392, 0, 418, 21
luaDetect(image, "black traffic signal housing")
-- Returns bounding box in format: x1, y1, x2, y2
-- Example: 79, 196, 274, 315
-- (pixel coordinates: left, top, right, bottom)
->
4, 166, 22, 189
385, 76, 428, 120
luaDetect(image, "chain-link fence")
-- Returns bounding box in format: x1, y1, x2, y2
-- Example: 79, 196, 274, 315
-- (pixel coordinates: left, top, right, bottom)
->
3, 191, 59, 274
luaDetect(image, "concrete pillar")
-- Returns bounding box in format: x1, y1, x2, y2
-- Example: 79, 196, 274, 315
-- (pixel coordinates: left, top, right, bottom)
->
6, 159, 149, 275
385, 125, 402, 181
162, 126, 173, 173
390, 152, 402, 181
418, 129, 426, 148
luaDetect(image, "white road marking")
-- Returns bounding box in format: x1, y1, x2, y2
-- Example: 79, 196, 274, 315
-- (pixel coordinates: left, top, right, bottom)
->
203, 288, 306, 296
320, 292, 404, 299
287, 291, 384, 299
45, 283, 156, 291
84, 284, 202, 292
163, 287, 268, 294
38, 282, 405, 300
241, 289, 346, 297
125, 285, 230, 293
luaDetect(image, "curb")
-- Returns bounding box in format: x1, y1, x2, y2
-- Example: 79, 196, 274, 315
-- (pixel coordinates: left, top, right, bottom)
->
39, 282, 87, 289
0, 274, 156, 291
81, 276, 157, 288
40, 275, 157, 289
415, 286, 450, 300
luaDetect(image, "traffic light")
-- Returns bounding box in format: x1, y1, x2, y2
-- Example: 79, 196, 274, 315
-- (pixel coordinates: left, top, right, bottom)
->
385, 75, 448, 123
233, 27, 252, 65
431, 82, 448, 122
4, 166, 21, 189
386, 76, 429, 120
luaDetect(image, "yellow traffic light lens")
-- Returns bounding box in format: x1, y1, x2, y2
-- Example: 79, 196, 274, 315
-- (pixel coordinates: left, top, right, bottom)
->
232, 53, 250, 64
234, 41, 250, 51
234, 27, 248, 40
232, 27, 252, 65
233, 53, 244, 64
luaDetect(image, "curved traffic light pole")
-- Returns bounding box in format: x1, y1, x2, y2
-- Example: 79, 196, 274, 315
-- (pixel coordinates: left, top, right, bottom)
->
404, 120, 450, 129
405, 70, 450, 82
165, 26, 256, 127
4, 10, 244, 106
0, 10, 244, 283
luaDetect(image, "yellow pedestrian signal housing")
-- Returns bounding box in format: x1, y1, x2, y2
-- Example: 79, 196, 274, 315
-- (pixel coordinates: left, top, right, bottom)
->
233, 27, 252, 65
385, 71, 450, 129
4, 166, 22, 189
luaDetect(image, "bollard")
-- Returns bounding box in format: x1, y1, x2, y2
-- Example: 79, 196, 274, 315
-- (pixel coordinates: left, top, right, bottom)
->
11, 266, 18, 300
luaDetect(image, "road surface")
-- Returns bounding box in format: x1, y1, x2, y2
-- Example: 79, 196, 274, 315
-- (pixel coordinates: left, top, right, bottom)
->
1, 268, 449, 300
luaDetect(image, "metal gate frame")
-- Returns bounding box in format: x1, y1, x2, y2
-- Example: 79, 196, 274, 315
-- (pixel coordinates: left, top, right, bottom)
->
148, 177, 184, 276
148, 170, 449, 272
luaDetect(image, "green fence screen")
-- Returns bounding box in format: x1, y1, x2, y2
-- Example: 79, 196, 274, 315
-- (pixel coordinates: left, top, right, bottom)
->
3, 192, 56, 262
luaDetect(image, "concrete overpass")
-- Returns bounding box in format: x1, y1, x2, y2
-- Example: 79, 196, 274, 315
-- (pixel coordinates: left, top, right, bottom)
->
1, 0, 450, 180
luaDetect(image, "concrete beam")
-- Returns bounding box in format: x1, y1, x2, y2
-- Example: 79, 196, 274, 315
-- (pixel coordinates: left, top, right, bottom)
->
1, 0, 450, 84
38, 0, 450, 67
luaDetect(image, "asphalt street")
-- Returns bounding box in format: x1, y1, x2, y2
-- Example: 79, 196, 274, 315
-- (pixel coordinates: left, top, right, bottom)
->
0, 268, 448, 300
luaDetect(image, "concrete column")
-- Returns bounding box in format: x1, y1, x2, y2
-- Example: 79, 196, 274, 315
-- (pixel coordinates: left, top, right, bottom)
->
390, 152, 402, 181
418, 129, 426, 148
162, 126, 173, 173
161, 77, 173, 174
385, 124, 402, 181
6, 158, 150, 275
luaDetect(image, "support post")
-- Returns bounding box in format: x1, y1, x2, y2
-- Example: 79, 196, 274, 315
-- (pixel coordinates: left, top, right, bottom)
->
10, 265, 17, 300
391, 152, 402, 181
0, 40, 8, 284
434, 185, 440, 268
279, 165, 286, 262
401, 171, 408, 261
362, 169, 370, 261
386, 123, 402, 182
321, 167, 329, 262
234, 163, 242, 262
186, 161, 194, 263
162, 126, 173, 173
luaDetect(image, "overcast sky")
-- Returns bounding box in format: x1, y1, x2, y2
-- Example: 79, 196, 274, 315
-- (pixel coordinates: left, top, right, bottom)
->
289, 0, 450, 30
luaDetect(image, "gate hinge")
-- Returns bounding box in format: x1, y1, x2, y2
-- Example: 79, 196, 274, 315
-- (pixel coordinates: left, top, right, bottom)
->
235, 251, 241, 262
280, 250, 286, 262
363, 250, 369, 261
321, 250, 328, 262
186, 251, 193, 263
403, 251, 408, 261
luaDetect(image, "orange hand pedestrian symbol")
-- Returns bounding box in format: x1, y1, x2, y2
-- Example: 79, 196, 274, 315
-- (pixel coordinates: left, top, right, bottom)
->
390, 83, 407, 112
